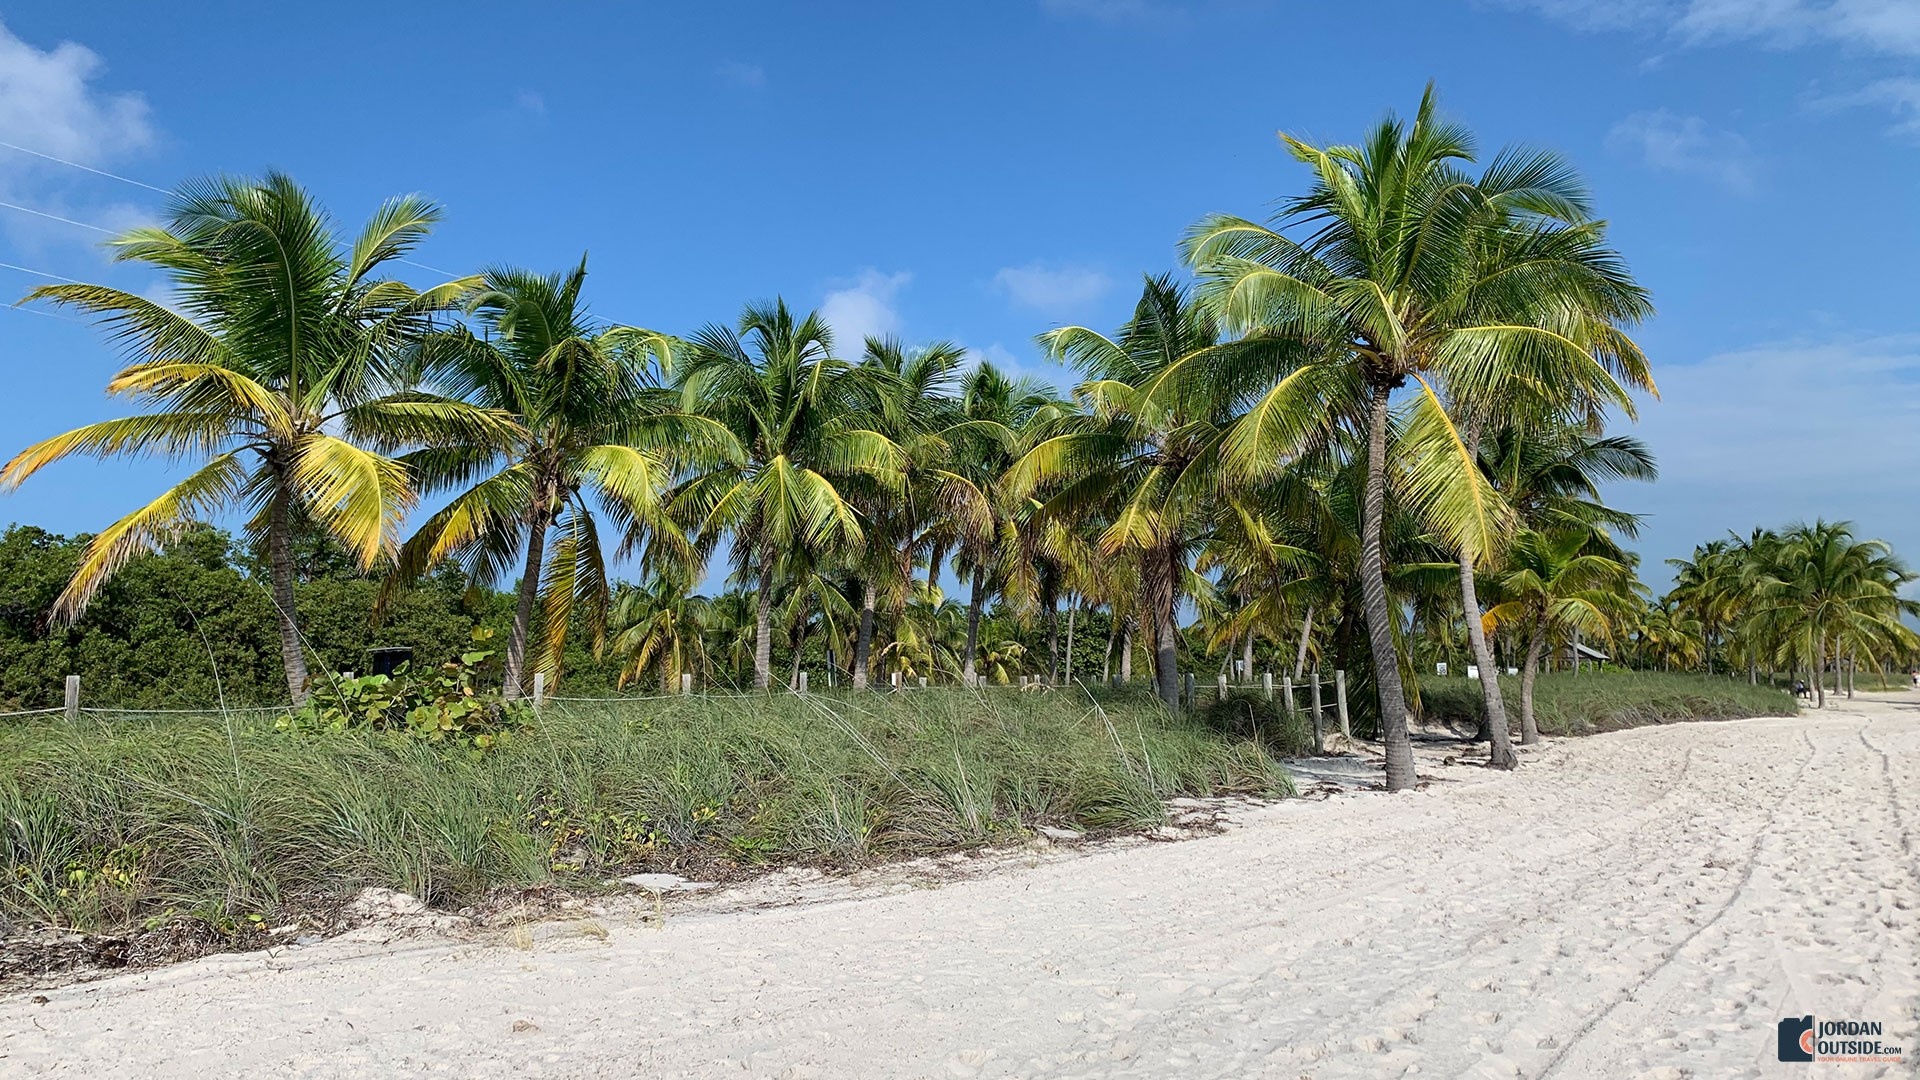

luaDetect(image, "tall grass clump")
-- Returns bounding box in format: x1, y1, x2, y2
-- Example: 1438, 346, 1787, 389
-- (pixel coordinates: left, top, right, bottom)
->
0, 689, 1287, 933
1419, 670, 1795, 737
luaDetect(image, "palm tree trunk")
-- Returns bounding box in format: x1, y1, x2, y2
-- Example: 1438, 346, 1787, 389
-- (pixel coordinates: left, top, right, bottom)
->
1813, 635, 1826, 709
503, 480, 553, 701
1145, 547, 1180, 706
1155, 605, 1179, 707
1293, 605, 1314, 680
1520, 612, 1548, 745
1359, 381, 1415, 791
925, 540, 946, 596
1119, 616, 1134, 684
1063, 599, 1076, 686
962, 568, 985, 684
1101, 616, 1116, 683
266, 493, 310, 706
1460, 552, 1516, 769
789, 626, 806, 690
852, 580, 876, 690
752, 561, 774, 691
1045, 590, 1060, 685
1241, 629, 1254, 685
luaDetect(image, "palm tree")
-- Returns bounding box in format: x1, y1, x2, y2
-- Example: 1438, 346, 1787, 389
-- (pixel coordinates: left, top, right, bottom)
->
3, 173, 489, 703
392, 258, 722, 697
944, 363, 1060, 684
673, 300, 902, 690
607, 574, 710, 692
1182, 87, 1649, 790
1482, 529, 1636, 743
846, 337, 984, 689
1013, 274, 1235, 706
1744, 521, 1918, 708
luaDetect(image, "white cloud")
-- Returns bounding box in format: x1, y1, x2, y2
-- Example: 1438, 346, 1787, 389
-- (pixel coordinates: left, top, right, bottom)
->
715, 61, 766, 89
992, 262, 1113, 316
0, 19, 151, 165
1812, 76, 1920, 138
1625, 334, 1920, 589
1507, 0, 1920, 55
1606, 109, 1758, 192
820, 269, 910, 358
0, 20, 156, 255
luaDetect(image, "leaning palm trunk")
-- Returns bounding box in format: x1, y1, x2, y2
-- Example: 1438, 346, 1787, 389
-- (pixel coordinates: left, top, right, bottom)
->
1460, 553, 1517, 769
1146, 547, 1180, 706
1359, 383, 1415, 790
1519, 613, 1548, 744
962, 569, 985, 684
1293, 605, 1314, 680
266, 491, 310, 705
852, 582, 877, 690
752, 562, 774, 691
503, 479, 554, 701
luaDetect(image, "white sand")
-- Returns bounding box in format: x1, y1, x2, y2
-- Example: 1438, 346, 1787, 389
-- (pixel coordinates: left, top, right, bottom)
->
3, 696, 1916, 1079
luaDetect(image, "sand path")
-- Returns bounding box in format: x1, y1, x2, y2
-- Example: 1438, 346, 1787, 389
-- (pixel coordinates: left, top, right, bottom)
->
2, 696, 1915, 1078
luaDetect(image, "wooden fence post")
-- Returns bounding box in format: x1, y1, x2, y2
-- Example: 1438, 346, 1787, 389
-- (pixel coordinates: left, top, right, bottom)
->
1262, 671, 1273, 701
531, 671, 546, 706
918, 676, 928, 689
64, 675, 79, 722
1217, 673, 1228, 700
1183, 672, 1196, 709
1334, 669, 1350, 738
1310, 672, 1324, 755
680, 672, 692, 696
797, 670, 809, 694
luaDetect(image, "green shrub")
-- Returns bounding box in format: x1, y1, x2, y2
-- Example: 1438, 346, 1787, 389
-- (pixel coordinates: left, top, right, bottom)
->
277, 629, 528, 750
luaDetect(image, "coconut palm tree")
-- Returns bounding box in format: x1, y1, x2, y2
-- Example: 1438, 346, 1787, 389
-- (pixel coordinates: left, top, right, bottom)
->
1013, 274, 1239, 706
1482, 529, 1636, 743
2, 173, 492, 703
944, 362, 1061, 684
391, 258, 724, 697
607, 573, 710, 692
673, 300, 903, 690
1182, 86, 1650, 789
1743, 521, 1919, 708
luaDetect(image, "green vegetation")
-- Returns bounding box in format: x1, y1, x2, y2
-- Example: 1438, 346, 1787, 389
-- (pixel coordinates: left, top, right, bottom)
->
5, 85, 1916, 824
1420, 672, 1795, 737
0, 691, 1286, 933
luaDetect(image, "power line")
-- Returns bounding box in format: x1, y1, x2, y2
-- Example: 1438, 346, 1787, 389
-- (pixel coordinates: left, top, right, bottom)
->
0, 260, 82, 284
0, 140, 172, 194
0, 199, 115, 233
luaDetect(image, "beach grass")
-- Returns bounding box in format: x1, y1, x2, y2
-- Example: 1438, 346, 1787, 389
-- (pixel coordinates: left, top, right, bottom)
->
0, 688, 1288, 934
1419, 670, 1797, 736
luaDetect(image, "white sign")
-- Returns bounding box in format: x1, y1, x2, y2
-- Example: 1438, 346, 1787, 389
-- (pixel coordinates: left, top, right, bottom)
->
1467, 664, 1480, 680
1435, 662, 1448, 676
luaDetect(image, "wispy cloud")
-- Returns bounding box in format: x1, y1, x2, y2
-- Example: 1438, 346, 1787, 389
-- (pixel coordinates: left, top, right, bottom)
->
1626, 333, 1920, 589
1606, 109, 1758, 192
1506, 0, 1920, 57
715, 61, 766, 89
821, 269, 910, 357
1811, 76, 1920, 139
992, 262, 1113, 316
0, 19, 157, 254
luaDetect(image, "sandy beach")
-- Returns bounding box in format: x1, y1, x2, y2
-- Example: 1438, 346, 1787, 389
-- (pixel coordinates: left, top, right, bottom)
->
2, 696, 1914, 1079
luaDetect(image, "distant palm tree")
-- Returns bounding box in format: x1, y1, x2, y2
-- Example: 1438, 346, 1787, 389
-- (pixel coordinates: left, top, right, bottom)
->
1483, 529, 1636, 743
673, 300, 902, 689
1015, 274, 1239, 706
392, 258, 725, 696
3, 173, 491, 703
1183, 87, 1650, 789
607, 574, 710, 693
1743, 521, 1918, 709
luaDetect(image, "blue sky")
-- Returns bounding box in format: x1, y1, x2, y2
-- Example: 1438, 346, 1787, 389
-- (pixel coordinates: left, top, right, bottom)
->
2, 1, 1917, 593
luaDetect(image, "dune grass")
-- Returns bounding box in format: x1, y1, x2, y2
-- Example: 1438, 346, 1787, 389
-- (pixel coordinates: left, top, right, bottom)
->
1419, 670, 1797, 736
0, 688, 1288, 935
